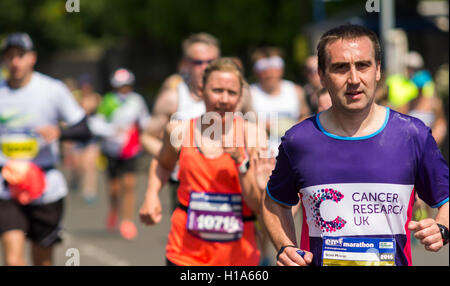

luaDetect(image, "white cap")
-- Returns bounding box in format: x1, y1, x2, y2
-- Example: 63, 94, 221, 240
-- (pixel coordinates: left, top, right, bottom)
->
406, 51, 424, 69
110, 68, 135, 88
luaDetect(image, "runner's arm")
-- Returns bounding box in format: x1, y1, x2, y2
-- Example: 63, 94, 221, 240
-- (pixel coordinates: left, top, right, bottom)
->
36, 116, 93, 143
239, 121, 269, 215
139, 158, 171, 225
435, 201, 449, 230
261, 191, 313, 266
60, 116, 93, 141
143, 84, 179, 137
140, 87, 178, 156
140, 134, 163, 160
140, 120, 183, 225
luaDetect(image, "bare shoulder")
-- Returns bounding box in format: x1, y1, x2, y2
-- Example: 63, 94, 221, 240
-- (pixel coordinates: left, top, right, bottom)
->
153, 75, 182, 116
161, 74, 184, 90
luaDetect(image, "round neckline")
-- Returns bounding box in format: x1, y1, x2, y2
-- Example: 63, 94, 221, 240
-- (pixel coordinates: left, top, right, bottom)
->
315, 107, 390, 141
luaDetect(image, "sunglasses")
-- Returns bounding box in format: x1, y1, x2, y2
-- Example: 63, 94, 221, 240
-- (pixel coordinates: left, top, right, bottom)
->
189, 58, 216, 66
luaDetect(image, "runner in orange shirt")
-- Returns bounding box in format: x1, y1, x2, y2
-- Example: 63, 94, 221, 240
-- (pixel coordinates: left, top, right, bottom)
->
139, 58, 273, 266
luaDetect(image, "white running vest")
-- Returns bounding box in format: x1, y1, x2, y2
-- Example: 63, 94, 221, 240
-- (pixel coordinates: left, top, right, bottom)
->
172, 80, 205, 120
171, 80, 205, 181
250, 80, 300, 155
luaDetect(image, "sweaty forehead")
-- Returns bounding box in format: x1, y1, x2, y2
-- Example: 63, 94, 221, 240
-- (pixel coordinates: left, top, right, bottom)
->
325, 37, 375, 64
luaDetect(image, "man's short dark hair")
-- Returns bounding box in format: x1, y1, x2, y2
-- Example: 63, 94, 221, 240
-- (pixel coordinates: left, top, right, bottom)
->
317, 24, 382, 73
182, 33, 220, 58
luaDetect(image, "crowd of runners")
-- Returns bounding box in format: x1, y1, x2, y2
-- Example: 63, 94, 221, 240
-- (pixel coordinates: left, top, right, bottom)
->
0, 24, 448, 266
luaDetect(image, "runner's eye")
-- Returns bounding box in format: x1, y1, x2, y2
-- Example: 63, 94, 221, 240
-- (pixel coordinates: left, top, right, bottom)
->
331, 63, 349, 72
212, 88, 224, 93
356, 61, 371, 70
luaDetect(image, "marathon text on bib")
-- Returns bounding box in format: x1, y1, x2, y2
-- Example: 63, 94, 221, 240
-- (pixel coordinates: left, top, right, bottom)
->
186, 191, 244, 242
322, 236, 396, 266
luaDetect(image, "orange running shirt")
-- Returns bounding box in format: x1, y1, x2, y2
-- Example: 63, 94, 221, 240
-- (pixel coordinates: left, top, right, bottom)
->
165, 117, 260, 266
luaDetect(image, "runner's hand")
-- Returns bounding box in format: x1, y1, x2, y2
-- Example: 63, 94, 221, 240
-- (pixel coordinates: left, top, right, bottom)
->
139, 193, 162, 225
277, 246, 313, 266
35, 125, 61, 143
253, 148, 275, 192
222, 136, 245, 164
408, 218, 444, 252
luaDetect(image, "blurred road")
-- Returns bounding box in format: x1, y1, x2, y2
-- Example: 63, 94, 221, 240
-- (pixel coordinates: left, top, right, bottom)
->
0, 155, 448, 266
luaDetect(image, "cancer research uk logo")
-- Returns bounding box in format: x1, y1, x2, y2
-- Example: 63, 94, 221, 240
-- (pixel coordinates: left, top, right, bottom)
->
309, 188, 347, 232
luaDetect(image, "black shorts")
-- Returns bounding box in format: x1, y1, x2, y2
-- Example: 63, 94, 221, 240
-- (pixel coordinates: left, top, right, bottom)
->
106, 155, 139, 178
0, 199, 64, 247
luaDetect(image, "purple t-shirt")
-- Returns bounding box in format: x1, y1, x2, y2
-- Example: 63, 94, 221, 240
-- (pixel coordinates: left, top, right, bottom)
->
267, 107, 449, 266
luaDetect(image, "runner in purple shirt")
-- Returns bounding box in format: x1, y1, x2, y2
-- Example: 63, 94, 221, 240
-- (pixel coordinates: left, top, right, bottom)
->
261, 24, 449, 266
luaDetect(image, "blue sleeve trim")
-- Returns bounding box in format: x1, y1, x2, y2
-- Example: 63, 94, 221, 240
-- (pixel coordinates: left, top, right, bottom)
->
431, 197, 449, 208
266, 185, 298, 207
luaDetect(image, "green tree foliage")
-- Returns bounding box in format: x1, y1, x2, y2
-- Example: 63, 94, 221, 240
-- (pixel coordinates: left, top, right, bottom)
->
0, 1, 312, 56
0, 0, 369, 80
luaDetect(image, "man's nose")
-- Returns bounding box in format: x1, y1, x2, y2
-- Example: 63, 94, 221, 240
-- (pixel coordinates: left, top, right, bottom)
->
347, 66, 360, 85
219, 91, 230, 104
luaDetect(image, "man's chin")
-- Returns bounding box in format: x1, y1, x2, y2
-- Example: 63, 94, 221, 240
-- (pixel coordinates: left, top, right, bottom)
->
8, 73, 26, 82
341, 103, 372, 114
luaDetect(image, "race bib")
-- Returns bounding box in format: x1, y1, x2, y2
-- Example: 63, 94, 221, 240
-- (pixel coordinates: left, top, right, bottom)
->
322, 236, 396, 266
186, 191, 244, 242
1, 133, 40, 159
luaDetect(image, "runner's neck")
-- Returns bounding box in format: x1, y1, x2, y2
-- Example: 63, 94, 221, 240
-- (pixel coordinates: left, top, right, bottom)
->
187, 78, 203, 102
260, 82, 281, 97
324, 104, 385, 138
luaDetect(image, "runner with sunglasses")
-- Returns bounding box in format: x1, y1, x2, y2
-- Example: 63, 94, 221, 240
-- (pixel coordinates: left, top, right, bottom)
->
140, 58, 271, 266
140, 33, 220, 215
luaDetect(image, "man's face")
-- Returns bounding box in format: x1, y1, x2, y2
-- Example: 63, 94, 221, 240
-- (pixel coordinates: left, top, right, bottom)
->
186, 43, 219, 88
2, 47, 36, 82
319, 36, 380, 113
117, 85, 132, 95
255, 57, 284, 92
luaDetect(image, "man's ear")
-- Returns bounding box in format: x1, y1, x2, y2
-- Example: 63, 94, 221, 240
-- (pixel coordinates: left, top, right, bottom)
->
375, 61, 381, 82
28, 51, 37, 68
318, 67, 326, 88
